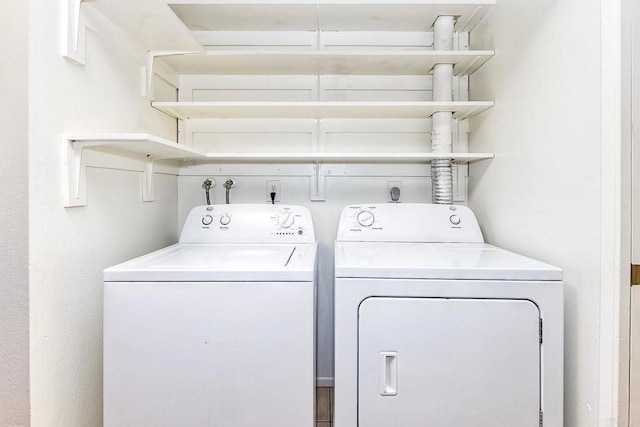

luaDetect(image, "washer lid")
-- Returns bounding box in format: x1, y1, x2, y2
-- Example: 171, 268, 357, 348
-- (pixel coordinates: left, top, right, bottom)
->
335, 242, 562, 281
104, 243, 317, 282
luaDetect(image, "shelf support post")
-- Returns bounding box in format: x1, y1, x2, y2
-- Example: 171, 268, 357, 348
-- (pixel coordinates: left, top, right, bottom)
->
310, 116, 326, 201
310, 160, 326, 201
142, 157, 156, 202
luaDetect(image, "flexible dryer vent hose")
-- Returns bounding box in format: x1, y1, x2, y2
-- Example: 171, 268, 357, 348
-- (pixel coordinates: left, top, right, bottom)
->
431, 159, 453, 204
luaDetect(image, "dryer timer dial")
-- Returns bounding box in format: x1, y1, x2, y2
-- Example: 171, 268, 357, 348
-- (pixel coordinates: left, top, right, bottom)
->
357, 210, 375, 227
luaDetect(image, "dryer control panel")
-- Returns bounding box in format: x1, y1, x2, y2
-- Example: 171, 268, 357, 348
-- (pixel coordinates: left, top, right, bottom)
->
336, 203, 483, 243
180, 204, 316, 243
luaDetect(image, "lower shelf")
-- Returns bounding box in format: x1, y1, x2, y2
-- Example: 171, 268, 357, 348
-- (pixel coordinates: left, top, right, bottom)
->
63, 133, 493, 207
64, 133, 493, 163
64, 133, 205, 160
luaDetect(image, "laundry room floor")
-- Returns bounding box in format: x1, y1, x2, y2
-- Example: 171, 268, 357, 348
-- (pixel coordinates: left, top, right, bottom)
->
316, 387, 334, 426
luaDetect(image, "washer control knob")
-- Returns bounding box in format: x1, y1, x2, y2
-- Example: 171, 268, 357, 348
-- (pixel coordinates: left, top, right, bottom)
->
449, 215, 461, 225
202, 215, 213, 226
277, 212, 295, 229
357, 210, 375, 227
220, 214, 231, 226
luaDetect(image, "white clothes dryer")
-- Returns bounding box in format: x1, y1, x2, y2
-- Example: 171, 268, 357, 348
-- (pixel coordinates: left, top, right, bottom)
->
334, 203, 563, 427
103, 204, 317, 427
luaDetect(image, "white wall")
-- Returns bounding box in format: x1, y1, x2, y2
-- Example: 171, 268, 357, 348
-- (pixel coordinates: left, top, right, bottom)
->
28, 1, 179, 425
468, 0, 602, 425
0, 2, 30, 426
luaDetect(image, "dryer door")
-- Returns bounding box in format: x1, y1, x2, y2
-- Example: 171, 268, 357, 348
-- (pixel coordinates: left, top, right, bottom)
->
358, 297, 540, 427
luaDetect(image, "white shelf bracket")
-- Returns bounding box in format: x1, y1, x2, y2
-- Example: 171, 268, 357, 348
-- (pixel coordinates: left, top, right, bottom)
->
61, 0, 86, 65
310, 160, 326, 201
142, 156, 157, 202
64, 137, 88, 207
146, 50, 201, 100
63, 135, 164, 207
452, 119, 470, 202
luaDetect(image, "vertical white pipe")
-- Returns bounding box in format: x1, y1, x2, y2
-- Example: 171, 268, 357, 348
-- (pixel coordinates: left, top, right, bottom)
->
432, 64, 453, 102
433, 15, 454, 50
431, 15, 455, 204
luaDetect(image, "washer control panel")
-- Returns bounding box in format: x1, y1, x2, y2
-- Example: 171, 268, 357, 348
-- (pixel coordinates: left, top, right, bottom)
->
336, 203, 484, 243
180, 204, 315, 243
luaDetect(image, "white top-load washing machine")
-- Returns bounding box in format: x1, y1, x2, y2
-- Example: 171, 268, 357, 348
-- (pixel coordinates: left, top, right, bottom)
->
103, 204, 317, 427
334, 203, 563, 427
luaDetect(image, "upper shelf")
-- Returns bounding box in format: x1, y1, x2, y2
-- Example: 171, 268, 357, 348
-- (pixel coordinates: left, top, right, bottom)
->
165, 1, 494, 32
158, 50, 494, 76
152, 101, 494, 120
86, 0, 202, 52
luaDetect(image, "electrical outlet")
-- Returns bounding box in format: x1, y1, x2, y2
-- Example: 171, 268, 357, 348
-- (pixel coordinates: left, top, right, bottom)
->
387, 181, 402, 202
266, 180, 281, 202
